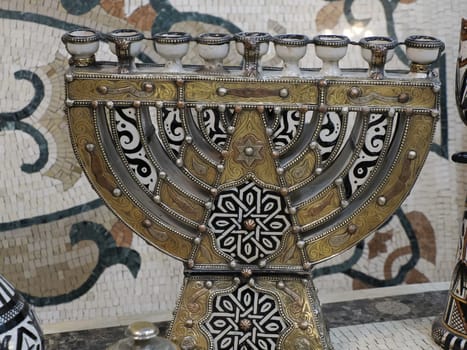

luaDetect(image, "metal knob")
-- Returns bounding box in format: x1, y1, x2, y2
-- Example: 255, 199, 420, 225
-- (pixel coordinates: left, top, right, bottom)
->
107, 321, 176, 350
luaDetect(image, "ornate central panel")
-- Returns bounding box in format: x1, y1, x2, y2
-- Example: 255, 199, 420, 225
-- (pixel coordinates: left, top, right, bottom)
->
208, 183, 291, 264
204, 284, 288, 349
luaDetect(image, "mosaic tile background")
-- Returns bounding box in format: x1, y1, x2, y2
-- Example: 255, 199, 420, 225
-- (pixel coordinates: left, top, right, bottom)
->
0, 0, 466, 325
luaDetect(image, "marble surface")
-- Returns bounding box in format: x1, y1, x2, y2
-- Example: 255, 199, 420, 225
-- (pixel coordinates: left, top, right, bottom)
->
44, 289, 448, 349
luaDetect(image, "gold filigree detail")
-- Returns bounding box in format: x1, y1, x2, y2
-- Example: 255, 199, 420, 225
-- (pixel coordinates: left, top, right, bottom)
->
67, 78, 177, 101
160, 183, 205, 222
296, 187, 341, 226
285, 152, 317, 186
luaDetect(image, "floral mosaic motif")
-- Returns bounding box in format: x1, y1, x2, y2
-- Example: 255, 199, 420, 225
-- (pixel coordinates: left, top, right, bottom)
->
204, 284, 288, 350
208, 183, 291, 264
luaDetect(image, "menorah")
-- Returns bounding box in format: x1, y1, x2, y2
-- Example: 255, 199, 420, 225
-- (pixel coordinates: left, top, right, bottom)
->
62, 29, 443, 350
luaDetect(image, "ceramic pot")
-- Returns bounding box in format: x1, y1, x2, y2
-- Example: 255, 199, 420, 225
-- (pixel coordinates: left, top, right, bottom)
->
273, 34, 309, 77
0, 274, 44, 349
153, 32, 192, 73
61, 29, 99, 67
196, 32, 232, 73
314, 34, 349, 76
404, 35, 444, 77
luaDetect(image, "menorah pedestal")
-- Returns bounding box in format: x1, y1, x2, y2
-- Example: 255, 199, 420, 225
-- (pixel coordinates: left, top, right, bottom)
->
168, 273, 332, 350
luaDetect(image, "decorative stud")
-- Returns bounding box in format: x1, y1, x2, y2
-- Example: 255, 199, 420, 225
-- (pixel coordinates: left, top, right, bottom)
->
85, 143, 95, 152
334, 178, 343, 186
248, 278, 255, 287
216, 164, 224, 172
280, 187, 289, 196
318, 79, 328, 88
205, 280, 213, 289
341, 106, 349, 116
318, 103, 328, 113
217, 87, 228, 96
407, 150, 417, 160
193, 237, 201, 245
227, 126, 235, 134
229, 260, 237, 269
176, 158, 183, 167
185, 135, 193, 144
234, 105, 242, 113
142, 219, 152, 228
303, 262, 312, 270
279, 88, 289, 98
195, 104, 204, 112
106, 101, 114, 109
266, 127, 273, 136
377, 196, 387, 206
256, 105, 265, 113
274, 106, 281, 115
91, 100, 99, 109
309, 141, 318, 150
397, 93, 410, 103
293, 225, 302, 234
315, 167, 323, 175
243, 219, 256, 230
241, 268, 252, 278
65, 99, 74, 107
341, 200, 349, 208
258, 260, 267, 268
210, 188, 218, 196
155, 101, 164, 109
348, 86, 361, 99
405, 107, 414, 116
288, 206, 297, 215
133, 100, 141, 108
277, 281, 285, 290
159, 171, 167, 179
239, 319, 252, 332
388, 107, 396, 117
233, 277, 241, 284
272, 150, 280, 159
198, 224, 207, 233
142, 82, 154, 93
276, 167, 284, 175
112, 188, 122, 197
65, 73, 74, 82
347, 224, 358, 235
431, 109, 440, 118
97, 85, 108, 94
361, 106, 370, 115
244, 147, 254, 156
184, 319, 194, 328
299, 320, 309, 330
176, 79, 184, 87
187, 259, 194, 268
205, 201, 213, 210
177, 101, 185, 109
297, 240, 305, 249
221, 150, 229, 158
218, 104, 226, 112
432, 84, 441, 93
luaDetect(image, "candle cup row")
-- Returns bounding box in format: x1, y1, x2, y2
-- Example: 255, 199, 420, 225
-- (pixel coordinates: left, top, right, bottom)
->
62, 29, 444, 79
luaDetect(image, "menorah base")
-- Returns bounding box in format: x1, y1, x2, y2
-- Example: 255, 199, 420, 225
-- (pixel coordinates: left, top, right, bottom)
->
168, 273, 333, 350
